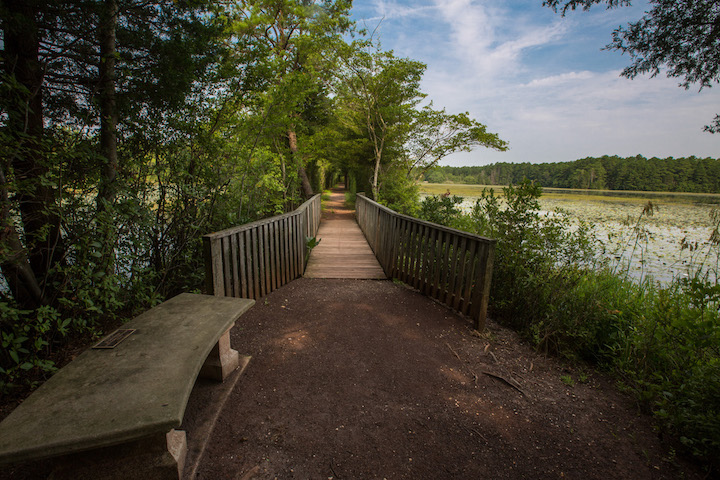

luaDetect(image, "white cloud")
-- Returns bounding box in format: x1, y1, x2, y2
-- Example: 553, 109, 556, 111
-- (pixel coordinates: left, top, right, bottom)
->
365, 0, 438, 22
524, 71, 595, 88
457, 74, 720, 164
432, 0, 568, 80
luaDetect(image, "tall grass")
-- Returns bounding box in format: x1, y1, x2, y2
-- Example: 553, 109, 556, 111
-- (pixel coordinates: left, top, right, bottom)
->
418, 180, 720, 472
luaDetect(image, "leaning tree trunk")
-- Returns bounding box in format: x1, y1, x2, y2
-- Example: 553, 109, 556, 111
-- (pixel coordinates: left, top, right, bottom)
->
288, 127, 314, 199
0, 164, 45, 308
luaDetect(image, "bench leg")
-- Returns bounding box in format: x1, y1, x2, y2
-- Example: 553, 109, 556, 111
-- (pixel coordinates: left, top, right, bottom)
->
199, 328, 239, 381
166, 429, 188, 478
49, 429, 187, 480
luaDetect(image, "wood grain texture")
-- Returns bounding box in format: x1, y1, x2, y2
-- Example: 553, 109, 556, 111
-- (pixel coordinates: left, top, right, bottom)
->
355, 194, 496, 330
304, 190, 386, 280
203, 195, 322, 299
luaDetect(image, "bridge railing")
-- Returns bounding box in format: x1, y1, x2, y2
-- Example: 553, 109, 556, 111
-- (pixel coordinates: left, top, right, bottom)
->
356, 194, 495, 330
203, 194, 321, 299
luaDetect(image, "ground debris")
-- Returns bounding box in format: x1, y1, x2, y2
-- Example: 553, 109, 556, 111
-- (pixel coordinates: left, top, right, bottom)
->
480, 369, 528, 397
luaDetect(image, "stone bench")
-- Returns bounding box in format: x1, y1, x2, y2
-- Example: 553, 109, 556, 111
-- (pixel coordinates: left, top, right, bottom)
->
0, 293, 254, 479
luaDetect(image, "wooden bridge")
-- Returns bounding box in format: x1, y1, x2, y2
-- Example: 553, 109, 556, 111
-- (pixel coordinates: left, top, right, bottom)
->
204, 186, 495, 329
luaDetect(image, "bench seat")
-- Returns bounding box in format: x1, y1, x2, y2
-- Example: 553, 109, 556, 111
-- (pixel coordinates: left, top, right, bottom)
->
0, 293, 254, 476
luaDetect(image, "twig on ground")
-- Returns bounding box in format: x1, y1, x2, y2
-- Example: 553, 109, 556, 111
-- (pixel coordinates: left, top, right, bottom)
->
330, 458, 340, 478
462, 424, 489, 442
446, 342, 479, 385
446, 342, 461, 360
237, 465, 261, 480
481, 370, 527, 397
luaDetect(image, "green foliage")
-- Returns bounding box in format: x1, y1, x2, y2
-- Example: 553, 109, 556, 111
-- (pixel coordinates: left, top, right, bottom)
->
470, 180, 597, 329
344, 191, 356, 209
376, 165, 420, 216
0, 302, 57, 393
419, 194, 464, 225
406, 107, 507, 179
306, 236, 321, 250
333, 39, 505, 204
334, 41, 426, 200
418, 194, 473, 231
0, 0, 338, 395
614, 278, 720, 462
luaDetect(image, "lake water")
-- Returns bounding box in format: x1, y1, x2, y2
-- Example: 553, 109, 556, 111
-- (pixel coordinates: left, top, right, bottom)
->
420, 185, 720, 284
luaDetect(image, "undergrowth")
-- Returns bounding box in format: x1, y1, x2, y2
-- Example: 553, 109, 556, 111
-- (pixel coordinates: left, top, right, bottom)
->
419, 180, 720, 473
344, 190, 356, 209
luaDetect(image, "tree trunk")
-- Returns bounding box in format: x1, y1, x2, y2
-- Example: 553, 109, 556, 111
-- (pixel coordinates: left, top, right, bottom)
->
2, 0, 64, 306
372, 153, 381, 200
95, 0, 119, 273
371, 133, 384, 201
288, 128, 314, 198
0, 164, 45, 308
97, 0, 119, 207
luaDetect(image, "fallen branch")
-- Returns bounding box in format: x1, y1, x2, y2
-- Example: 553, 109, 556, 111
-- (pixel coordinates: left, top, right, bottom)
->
481, 370, 527, 397
446, 342, 480, 385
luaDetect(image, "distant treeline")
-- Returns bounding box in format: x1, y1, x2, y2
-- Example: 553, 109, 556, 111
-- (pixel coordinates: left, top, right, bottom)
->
423, 155, 720, 193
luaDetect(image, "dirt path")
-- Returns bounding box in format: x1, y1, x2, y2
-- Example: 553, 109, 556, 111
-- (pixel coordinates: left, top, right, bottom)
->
196, 276, 700, 479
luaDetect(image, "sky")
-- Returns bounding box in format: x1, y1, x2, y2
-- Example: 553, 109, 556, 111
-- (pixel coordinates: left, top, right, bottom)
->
350, 0, 720, 166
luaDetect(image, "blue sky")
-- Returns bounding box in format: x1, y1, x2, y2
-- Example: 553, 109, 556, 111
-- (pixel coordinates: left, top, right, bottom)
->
350, 0, 720, 166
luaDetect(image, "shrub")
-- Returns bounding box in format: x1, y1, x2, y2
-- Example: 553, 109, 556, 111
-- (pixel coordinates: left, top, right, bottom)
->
377, 166, 420, 216
418, 194, 473, 231
469, 180, 597, 335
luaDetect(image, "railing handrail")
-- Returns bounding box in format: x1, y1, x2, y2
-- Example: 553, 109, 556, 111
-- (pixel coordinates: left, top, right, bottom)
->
355, 193, 495, 330
203, 194, 322, 299
205, 195, 321, 240
355, 193, 497, 245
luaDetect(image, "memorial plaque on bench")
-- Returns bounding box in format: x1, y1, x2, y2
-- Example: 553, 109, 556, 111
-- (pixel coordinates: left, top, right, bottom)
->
92, 329, 136, 349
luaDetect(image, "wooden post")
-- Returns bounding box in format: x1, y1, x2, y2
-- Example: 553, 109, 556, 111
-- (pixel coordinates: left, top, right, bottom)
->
202, 236, 223, 297
299, 212, 307, 275
202, 236, 213, 296
470, 241, 495, 330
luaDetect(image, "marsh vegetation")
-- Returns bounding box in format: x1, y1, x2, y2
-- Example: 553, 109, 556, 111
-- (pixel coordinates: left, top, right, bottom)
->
421, 183, 720, 283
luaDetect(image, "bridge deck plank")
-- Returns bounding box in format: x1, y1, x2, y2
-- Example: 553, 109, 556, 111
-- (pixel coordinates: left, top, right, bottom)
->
304, 190, 386, 280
